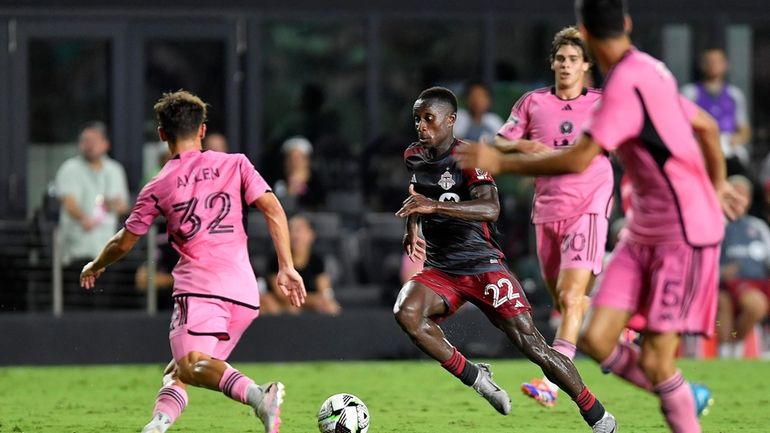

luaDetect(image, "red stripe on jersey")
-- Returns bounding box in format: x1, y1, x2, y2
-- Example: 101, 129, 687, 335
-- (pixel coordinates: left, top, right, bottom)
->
403, 144, 423, 161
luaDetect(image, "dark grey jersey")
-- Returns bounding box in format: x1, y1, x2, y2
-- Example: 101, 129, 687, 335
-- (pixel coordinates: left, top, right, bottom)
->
403, 139, 505, 275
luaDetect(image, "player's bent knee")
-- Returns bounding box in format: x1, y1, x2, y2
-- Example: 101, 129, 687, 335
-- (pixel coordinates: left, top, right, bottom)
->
742, 290, 769, 319
176, 351, 211, 385
393, 302, 424, 334
557, 289, 585, 315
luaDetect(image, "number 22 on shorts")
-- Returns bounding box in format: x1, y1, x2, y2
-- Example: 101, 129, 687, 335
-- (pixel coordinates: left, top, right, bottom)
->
484, 278, 521, 309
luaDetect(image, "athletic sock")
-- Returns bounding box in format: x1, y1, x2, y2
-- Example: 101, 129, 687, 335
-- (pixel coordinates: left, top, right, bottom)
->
553, 338, 577, 360
540, 338, 578, 392
441, 347, 479, 386
654, 370, 701, 433
572, 386, 606, 427
146, 384, 188, 432
600, 342, 653, 391
718, 343, 734, 359
219, 367, 256, 405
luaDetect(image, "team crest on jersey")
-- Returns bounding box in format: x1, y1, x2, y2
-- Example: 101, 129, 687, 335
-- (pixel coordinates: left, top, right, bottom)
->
475, 168, 488, 180
560, 121, 574, 135
438, 169, 455, 190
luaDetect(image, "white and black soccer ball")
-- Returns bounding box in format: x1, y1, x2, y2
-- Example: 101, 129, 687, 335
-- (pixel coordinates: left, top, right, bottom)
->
317, 393, 370, 433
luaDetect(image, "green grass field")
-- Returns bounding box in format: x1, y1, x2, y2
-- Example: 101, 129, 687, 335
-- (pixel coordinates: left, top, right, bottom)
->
1, 359, 768, 433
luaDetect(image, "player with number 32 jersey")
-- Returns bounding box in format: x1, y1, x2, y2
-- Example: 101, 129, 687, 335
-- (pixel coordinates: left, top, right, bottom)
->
126, 150, 267, 309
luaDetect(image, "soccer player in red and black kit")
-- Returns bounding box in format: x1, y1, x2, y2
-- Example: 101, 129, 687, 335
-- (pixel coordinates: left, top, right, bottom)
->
394, 87, 617, 432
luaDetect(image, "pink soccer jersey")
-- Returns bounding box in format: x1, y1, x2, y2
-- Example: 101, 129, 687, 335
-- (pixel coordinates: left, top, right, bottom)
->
498, 87, 614, 224
125, 150, 270, 308
586, 48, 724, 246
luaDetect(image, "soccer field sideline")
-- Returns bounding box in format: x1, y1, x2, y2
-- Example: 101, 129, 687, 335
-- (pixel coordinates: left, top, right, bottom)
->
1, 359, 768, 433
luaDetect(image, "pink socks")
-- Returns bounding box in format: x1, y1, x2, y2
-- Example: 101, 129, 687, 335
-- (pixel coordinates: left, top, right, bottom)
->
153, 384, 188, 422
654, 371, 700, 433
219, 367, 256, 404
600, 342, 653, 391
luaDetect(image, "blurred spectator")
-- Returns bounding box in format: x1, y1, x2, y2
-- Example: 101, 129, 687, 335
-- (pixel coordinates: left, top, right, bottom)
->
203, 132, 229, 153
273, 136, 326, 213
55, 122, 129, 307
267, 214, 340, 315
682, 48, 752, 171
454, 81, 504, 143
264, 83, 341, 183
717, 175, 770, 358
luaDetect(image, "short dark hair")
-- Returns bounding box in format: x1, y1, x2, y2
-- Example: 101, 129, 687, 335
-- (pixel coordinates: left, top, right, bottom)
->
417, 86, 458, 113
153, 90, 208, 142
464, 80, 491, 99
575, 0, 628, 39
79, 121, 109, 140
550, 26, 590, 63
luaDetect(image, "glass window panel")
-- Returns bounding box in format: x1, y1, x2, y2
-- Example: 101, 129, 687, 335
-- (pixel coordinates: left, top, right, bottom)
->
380, 20, 483, 136
262, 21, 366, 149
143, 40, 226, 142
28, 39, 110, 143
494, 20, 551, 117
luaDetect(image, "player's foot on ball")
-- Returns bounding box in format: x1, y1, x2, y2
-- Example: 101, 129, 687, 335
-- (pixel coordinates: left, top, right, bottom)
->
521, 378, 558, 407
253, 382, 285, 433
691, 383, 714, 417
591, 411, 618, 433
471, 363, 511, 415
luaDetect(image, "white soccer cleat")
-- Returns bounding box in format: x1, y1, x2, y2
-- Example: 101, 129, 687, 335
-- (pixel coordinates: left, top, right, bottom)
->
591, 411, 618, 433
253, 382, 285, 433
472, 363, 512, 415
141, 412, 172, 433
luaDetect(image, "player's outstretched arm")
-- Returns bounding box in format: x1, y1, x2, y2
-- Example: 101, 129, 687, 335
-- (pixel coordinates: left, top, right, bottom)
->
456, 135, 600, 177
396, 184, 499, 222
254, 193, 307, 307
80, 228, 140, 289
492, 135, 552, 155
689, 105, 748, 220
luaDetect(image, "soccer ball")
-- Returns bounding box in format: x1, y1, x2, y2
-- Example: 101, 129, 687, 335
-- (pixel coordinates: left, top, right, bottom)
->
317, 393, 370, 433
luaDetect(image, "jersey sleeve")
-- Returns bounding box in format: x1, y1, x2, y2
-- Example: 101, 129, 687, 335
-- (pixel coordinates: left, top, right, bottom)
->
239, 154, 271, 205
497, 93, 531, 141
124, 185, 161, 236
585, 69, 643, 152
463, 167, 496, 189
678, 94, 699, 122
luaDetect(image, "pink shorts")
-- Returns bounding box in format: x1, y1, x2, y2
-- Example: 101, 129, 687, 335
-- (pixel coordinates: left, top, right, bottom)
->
594, 239, 719, 337
535, 213, 608, 282
169, 295, 260, 361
